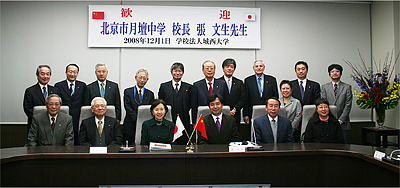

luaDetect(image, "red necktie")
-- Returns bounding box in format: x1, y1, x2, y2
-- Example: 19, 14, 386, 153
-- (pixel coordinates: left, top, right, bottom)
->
208, 82, 213, 95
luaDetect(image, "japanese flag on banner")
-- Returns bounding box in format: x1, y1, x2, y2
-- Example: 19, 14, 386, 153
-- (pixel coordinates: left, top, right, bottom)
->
245, 13, 255, 21
173, 116, 185, 142
195, 115, 207, 140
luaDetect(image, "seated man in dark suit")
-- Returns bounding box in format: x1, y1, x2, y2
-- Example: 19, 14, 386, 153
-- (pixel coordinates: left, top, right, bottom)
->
254, 97, 294, 144
198, 94, 241, 145
55, 63, 86, 145
24, 65, 60, 134
27, 94, 74, 146
79, 97, 123, 146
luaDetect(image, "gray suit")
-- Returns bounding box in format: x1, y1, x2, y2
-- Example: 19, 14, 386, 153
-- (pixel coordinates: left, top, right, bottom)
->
279, 96, 302, 131
27, 111, 74, 146
321, 81, 352, 130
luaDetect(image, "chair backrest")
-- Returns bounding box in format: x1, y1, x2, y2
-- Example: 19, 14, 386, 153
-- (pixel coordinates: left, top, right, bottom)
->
301, 105, 337, 141
250, 105, 286, 142
78, 106, 116, 131
195, 106, 231, 122
135, 105, 173, 145
33, 106, 69, 116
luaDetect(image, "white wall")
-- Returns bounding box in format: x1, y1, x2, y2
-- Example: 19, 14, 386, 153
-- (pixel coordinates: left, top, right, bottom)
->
371, 1, 400, 129
1, 1, 372, 123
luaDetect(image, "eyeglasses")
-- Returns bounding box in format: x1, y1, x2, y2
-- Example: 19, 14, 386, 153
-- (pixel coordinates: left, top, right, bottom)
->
48, 103, 60, 106
67, 71, 78, 74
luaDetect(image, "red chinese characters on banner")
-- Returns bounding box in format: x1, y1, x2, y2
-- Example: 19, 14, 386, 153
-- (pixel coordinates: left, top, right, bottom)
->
219, 10, 230, 19
121, 8, 133, 18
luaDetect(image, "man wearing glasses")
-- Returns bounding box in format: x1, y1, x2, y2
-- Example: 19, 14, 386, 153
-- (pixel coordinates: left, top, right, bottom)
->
27, 94, 74, 146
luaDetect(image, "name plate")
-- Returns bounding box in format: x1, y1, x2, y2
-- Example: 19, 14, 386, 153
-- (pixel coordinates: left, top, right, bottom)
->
90, 147, 108, 153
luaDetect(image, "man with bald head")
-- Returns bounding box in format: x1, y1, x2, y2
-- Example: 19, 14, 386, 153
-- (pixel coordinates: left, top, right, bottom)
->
243, 60, 279, 124
24, 65, 60, 134
191, 60, 228, 124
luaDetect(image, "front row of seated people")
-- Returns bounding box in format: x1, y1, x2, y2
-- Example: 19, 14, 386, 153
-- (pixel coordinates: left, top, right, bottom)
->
27, 93, 344, 146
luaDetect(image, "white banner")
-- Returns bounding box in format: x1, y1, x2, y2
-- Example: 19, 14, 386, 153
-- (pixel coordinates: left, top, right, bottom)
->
88, 5, 261, 49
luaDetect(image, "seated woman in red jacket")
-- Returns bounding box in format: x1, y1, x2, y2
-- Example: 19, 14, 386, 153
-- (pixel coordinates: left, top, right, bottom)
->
304, 98, 344, 144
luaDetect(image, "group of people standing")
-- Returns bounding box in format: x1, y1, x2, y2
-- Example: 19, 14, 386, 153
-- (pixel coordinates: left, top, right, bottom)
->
23, 58, 352, 147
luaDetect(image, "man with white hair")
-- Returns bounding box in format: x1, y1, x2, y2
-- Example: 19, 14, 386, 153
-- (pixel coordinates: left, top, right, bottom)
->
27, 94, 73, 146
85, 63, 121, 122
79, 97, 122, 146
122, 69, 155, 144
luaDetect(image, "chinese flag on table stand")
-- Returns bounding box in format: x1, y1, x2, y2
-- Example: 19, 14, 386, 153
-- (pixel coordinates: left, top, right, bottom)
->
195, 115, 207, 140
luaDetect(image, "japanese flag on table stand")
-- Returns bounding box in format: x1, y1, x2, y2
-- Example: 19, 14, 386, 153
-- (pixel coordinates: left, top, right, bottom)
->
173, 116, 186, 142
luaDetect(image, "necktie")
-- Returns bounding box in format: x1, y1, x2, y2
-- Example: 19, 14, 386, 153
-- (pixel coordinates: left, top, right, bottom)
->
227, 78, 231, 93
98, 120, 103, 136
258, 77, 263, 96
175, 83, 179, 94
139, 89, 142, 103
300, 81, 305, 100
208, 82, 213, 95
334, 83, 338, 97
69, 83, 74, 96
216, 117, 221, 132
43, 86, 47, 99
51, 117, 55, 132
271, 119, 278, 143
100, 82, 105, 97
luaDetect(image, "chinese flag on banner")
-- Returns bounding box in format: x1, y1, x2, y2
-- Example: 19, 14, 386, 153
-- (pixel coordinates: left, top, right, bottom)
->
195, 115, 207, 140
92, 12, 104, 19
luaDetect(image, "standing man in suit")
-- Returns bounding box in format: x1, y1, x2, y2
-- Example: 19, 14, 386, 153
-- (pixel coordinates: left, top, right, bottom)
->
122, 69, 154, 144
85, 63, 121, 122
192, 60, 228, 124
254, 97, 294, 144
218, 58, 245, 130
27, 94, 74, 146
55, 63, 86, 145
158, 62, 192, 144
321, 64, 352, 143
198, 94, 241, 145
79, 97, 123, 146
243, 60, 279, 124
290, 61, 320, 142
24, 65, 60, 134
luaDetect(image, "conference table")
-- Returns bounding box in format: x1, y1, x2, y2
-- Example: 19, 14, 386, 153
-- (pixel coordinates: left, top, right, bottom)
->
1, 143, 399, 187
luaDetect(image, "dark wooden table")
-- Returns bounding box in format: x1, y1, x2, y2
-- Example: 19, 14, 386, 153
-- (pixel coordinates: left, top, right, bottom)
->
1, 143, 399, 187
362, 126, 400, 148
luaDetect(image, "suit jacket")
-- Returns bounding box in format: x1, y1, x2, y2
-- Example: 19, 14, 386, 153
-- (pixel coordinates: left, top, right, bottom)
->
321, 81, 352, 130
84, 80, 121, 120
254, 115, 294, 144
78, 116, 123, 146
191, 78, 228, 124
23, 83, 59, 131
279, 96, 302, 130
218, 76, 245, 126
158, 80, 192, 129
290, 79, 321, 106
55, 80, 86, 142
244, 74, 279, 118
27, 111, 74, 146
122, 86, 154, 136
198, 114, 241, 145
